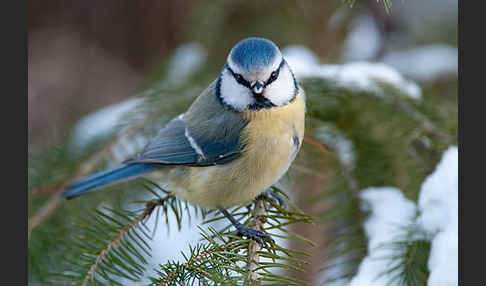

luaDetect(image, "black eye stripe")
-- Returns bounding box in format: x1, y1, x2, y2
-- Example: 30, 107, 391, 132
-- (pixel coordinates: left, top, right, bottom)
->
226, 59, 285, 88
226, 65, 251, 88
264, 59, 285, 87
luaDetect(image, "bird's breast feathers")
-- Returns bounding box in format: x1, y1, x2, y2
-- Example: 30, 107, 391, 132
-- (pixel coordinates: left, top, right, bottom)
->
164, 89, 305, 208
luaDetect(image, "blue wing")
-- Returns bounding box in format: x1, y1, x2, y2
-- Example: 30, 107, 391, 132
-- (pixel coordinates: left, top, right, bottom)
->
125, 82, 248, 166
64, 82, 246, 200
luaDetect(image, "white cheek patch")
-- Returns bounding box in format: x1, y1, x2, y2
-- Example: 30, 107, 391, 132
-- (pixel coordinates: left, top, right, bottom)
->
220, 69, 254, 111
264, 64, 296, 106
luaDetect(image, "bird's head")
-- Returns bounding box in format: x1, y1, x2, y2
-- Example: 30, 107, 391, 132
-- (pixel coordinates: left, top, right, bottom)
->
217, 37, 297, 111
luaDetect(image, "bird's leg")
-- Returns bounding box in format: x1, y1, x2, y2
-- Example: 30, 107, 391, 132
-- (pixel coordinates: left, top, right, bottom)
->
258, 188, 287, 209
219, 208, 273, 246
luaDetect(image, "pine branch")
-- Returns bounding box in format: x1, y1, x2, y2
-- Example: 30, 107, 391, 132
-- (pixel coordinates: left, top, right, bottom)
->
56, 182, 183, 286
376, 227, 431, 286
28, 192, 64, 238
245, 197, 266, 284
82, 198, 170, 286
156, 237, 236, 286
29, 140, 119, 238
149, 227, 246, 285
148, 187, 314, 285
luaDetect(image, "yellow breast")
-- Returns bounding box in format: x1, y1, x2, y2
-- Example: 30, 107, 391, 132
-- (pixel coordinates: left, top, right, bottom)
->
166, 90, 306, 208
239, 90, 306, 185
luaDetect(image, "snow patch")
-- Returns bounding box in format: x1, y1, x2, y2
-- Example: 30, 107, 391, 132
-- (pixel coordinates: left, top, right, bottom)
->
283, 46, 422, 100
69, 98, 143, 152
349, 187, 417, 286
282, 45, 321, 78
416, 146, 458, 286
118, 201, 210, 286
321, 62, 422, 100
348, 147, 458, 285
316, 124, 355, 168
164, 43, 207, 87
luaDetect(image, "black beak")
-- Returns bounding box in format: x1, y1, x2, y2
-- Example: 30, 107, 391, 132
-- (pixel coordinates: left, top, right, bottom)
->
251, 81, 264, 94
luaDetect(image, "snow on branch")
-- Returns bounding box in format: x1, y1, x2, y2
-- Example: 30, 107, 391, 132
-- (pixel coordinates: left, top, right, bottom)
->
417, 146, 458, 286
348, 146, 458, 285
283, 46, 422, 100
349, 187, 417, 286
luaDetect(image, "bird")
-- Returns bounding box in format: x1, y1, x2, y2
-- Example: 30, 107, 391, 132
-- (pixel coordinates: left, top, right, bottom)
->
63, 37, 306, 245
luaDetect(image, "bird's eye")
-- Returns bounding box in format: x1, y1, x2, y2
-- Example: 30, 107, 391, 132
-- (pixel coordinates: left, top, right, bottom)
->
234, 73, 245, 84
267, 71, 279, 85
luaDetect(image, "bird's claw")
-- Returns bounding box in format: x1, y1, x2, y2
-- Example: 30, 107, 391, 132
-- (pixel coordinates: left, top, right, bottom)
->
231, 222, 273, 246
259, 189, 287, 209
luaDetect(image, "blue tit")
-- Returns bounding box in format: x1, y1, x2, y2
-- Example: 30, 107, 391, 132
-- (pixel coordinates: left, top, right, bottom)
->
64, 37, 306, 244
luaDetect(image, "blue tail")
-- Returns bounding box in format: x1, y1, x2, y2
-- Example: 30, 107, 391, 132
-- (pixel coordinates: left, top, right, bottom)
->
63, 164, 155, 199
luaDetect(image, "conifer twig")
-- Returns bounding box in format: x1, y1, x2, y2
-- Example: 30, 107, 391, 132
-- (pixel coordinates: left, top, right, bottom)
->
83, 198, 170, 286
28, 191, 63, 238
157, 248, 215, 286
29, 108, 155, 238
28, 142, 118, 239
246, 197, 267, 284
393, 99, 453, 145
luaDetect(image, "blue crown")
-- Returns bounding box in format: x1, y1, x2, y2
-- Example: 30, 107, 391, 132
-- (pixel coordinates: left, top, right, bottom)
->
229, 38, 280, 71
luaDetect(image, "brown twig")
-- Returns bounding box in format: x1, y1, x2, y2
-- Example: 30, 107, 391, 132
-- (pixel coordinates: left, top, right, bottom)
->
246, 198, 267, 285
28, 191, 64, 238
83, 198, 168, 286
30, 182, 65, 196
28, 109, 153, 239
28, 141, 118, 239
303, 136, 329, 152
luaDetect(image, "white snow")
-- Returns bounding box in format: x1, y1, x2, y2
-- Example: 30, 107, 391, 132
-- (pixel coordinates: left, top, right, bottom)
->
349, 187, 417, 286
69, 98, 143, 154
283, 46, 422, 100
416, 146, 458, 286
347, 146, 458, 286
322, 62, 422, 100
316, 124, 355, 169
117, 201, 211, 285
382, 44, 458, 82
282, 45, 322, 78
164, 43, 207, 87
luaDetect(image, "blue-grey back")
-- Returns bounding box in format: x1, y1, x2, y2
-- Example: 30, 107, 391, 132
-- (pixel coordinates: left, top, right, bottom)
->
126, 82, 247, 166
